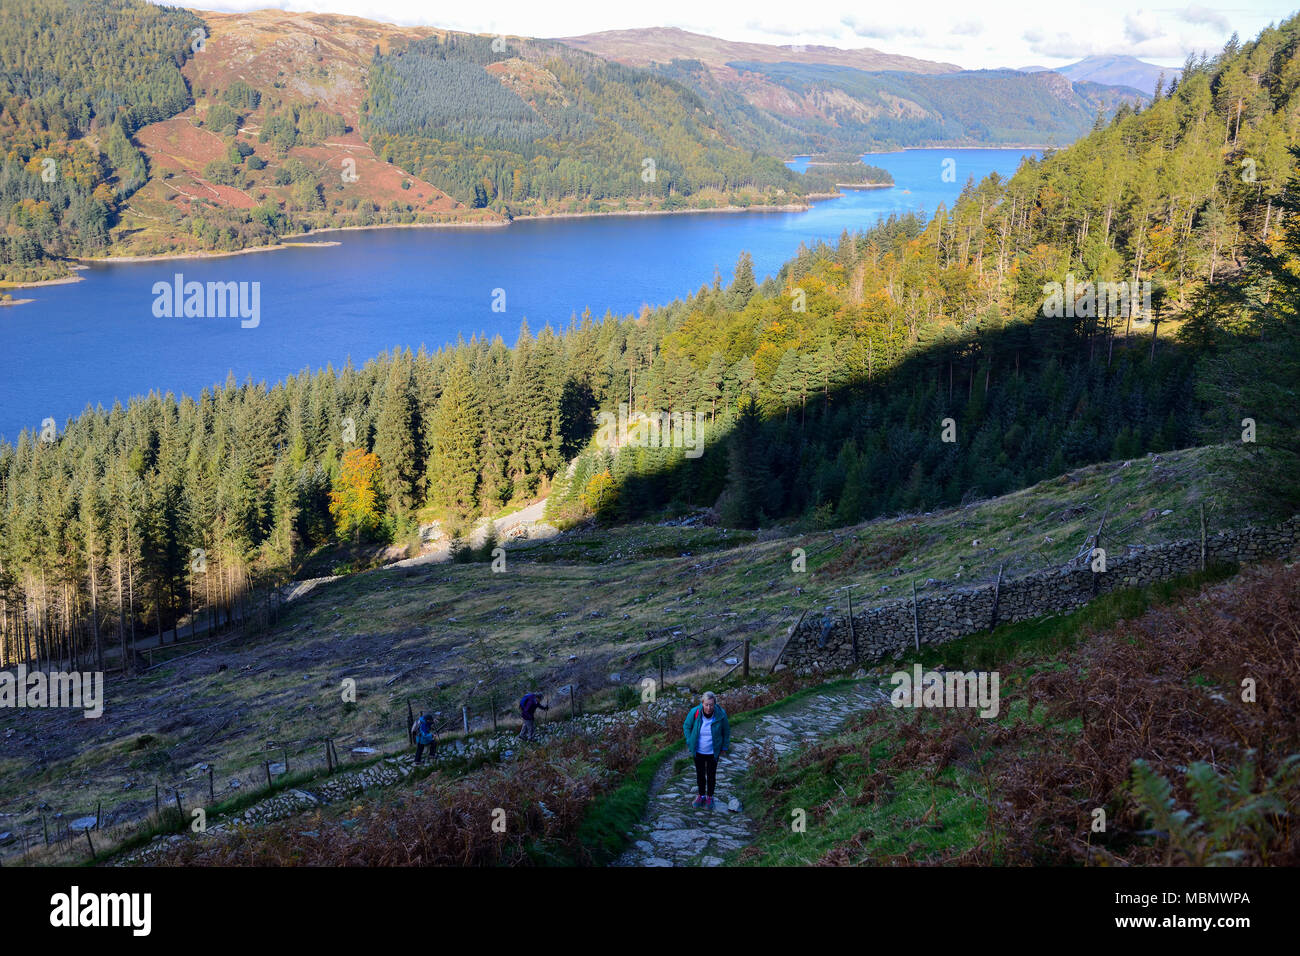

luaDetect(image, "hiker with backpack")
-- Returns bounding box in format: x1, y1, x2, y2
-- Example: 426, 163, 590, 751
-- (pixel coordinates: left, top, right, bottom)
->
683, 691, 729, 809
519, 691, 548, 741
412, 711, 437, 764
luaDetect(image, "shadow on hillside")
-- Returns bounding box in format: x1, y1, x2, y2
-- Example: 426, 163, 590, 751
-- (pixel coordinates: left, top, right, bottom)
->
566, 313, 1213, 530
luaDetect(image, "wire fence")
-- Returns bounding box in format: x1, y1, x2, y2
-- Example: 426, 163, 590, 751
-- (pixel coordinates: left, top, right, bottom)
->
2, 636, 769, 866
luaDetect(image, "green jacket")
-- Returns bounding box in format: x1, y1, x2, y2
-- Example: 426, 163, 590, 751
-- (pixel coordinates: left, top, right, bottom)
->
683, 704, 730, 756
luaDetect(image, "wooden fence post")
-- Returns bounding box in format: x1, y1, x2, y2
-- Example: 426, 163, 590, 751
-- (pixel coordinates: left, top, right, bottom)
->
1200, 503, 1207, 571
407, 699, 415, 745
208, 766, 215, 802
770, 609, 810, 675
264, 761, 272, 788
847, 592, 857, 662
743, 639, 751, 677
990, 563, 1004, 631
1091, 512, 1107, 595
911, 580, 920, 652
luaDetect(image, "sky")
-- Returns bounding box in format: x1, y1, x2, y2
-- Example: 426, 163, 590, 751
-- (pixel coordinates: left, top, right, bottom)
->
184, 1, 1291, 69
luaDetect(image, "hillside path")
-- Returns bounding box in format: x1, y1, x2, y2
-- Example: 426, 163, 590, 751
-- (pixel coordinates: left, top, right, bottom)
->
613, 681, 886, 867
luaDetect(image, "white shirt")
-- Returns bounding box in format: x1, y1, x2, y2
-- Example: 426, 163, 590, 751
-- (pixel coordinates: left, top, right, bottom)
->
697, 713, 714, 755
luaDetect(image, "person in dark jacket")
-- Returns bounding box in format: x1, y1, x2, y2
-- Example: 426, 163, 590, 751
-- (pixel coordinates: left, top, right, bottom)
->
412, 711, 436, 764
519, 691, 548, 741
682, 691, 729, 809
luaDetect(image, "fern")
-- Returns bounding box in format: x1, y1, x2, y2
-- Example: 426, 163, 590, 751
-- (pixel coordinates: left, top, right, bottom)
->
1129, 752, 1299, 865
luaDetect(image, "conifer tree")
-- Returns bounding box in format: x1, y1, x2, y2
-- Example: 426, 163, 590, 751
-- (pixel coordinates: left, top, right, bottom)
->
374, 353, 420, 516
426, 358, 482, 518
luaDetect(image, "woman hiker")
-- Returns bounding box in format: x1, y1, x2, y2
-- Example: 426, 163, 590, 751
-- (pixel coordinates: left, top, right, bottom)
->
682, 691, 730, 808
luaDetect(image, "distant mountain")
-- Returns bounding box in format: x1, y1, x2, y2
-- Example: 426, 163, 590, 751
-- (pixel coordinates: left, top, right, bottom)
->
560, 28, 1145, 154
732, 62, 1145, 149
558, 26, 959, 74
1020, 55, 1178, 97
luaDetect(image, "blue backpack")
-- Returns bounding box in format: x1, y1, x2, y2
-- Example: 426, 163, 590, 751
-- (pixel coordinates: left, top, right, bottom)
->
415, 716, 434, 745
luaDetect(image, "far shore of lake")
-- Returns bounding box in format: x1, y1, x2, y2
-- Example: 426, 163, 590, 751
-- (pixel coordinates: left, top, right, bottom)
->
11, 199, 829, 281
790, 144, 1053, 161
512, 201, 812, 222
2, 265, 89, 296
71, 240, 343, 268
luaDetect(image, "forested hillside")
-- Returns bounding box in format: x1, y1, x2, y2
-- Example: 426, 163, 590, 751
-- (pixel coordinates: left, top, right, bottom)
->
0, 0, 201, 280
1, 18, 1297, 674
361, 34, 799, 210
554, 18, 1300, 520
718, 62, 1137, 149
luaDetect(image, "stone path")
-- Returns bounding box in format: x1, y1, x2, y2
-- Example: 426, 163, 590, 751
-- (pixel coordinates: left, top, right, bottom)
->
613, 681, 887, 867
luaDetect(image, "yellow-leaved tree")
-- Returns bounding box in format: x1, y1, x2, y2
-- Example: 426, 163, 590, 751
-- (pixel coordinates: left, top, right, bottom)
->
330, 448, 384, 543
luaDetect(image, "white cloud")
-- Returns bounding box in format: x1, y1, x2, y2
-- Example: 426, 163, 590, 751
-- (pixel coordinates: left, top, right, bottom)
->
1022, 30, 1103, 60
839, 15, 925, 40
1123, 11, 1166, 45
184, 0, 1277, 69
1177, 5, 1232, 33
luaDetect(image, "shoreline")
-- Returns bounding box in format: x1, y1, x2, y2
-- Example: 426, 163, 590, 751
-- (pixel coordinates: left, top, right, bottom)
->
18, 200, 823, 278
70, 240, 344, 268
280, 220, 508, 240
789, 144, 1052, 162
5, 145, 1047, 284
511, 202, 812, 222
2, 265, 89, 291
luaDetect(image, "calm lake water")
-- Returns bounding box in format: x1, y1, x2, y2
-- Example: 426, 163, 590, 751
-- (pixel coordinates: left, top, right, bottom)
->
0, 148, 1039, 441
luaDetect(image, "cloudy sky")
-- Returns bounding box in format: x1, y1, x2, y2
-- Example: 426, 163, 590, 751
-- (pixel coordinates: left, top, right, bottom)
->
188, 2, 1287, 69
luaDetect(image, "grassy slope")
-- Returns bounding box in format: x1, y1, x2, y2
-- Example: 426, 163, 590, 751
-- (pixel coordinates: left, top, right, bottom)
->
729, 561, 1290, 865
0, 443, 1285, 857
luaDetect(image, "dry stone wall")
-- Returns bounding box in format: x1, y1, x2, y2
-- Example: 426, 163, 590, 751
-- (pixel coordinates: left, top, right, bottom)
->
782, 516, 1300, 673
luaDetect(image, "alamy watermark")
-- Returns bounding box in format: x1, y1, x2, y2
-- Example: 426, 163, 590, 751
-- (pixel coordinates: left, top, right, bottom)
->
1, 664, 103, 718
889, 664, 1000, 718
594, 403, 706, 459
152, 273, 260, 328
50, 886, 150, 936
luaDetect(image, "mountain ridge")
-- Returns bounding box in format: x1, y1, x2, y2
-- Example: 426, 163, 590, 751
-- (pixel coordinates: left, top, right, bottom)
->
556, 25, 961, 73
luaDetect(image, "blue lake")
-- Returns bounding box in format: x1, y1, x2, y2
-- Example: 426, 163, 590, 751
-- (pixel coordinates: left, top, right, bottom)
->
0, 148, 1039, 441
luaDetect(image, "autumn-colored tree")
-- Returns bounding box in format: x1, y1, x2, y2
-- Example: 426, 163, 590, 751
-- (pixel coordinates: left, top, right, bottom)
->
582, 470, 615, 512
330, 448, 384, 543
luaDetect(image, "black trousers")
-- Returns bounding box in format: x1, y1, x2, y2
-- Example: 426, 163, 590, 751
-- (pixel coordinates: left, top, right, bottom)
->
415, 740, 435, 763
694, 753, 718, 796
